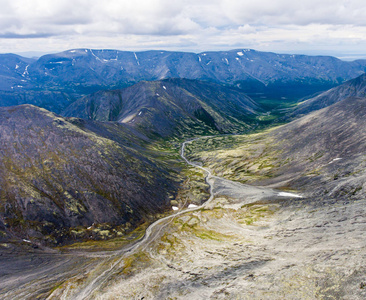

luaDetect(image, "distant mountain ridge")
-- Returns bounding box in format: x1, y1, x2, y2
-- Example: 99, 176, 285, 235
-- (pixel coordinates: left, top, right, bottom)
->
0, 54, 35, 91
1, 48, 366, 96
63, 78, 261, 137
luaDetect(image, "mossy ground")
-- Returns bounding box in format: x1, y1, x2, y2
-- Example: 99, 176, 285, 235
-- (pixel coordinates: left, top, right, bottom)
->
57, 222, 149, 252
183, 128, 283, 184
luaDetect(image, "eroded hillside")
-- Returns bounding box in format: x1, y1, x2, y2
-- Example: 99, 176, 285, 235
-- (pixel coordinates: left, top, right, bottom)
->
0, 105, 182, 246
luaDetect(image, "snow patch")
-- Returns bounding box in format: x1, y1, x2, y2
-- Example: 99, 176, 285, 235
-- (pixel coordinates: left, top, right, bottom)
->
23, 239, 31, 243
188, 204, 198, 208
172, 206, 179, 211
235, 58, 239, 61
134, 52, 140, 65
138, 111, 142, 116
223, 58, 229, 65
15, 64, 19, 69
237, 51, 244, 56
70, 50, 76, 53
121, 114, 136, 123
163, 85, 166, 90
90, 50, 103, 62
22, 65, 29, 77
198, 56, 201, 62
278, 192, 302, 198
329, 158, 342, 164
206, 61, 211, 65
156, 93, 160, 96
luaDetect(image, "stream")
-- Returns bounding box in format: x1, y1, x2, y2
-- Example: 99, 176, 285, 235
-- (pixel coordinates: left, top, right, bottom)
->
0, 136, 301, 299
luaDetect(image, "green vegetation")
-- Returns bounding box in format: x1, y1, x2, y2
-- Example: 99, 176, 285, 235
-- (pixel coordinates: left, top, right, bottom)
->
121, 251, 151, 276
251, 95, 301, 128
183, 128, 283, 184
58, 222, 149, 252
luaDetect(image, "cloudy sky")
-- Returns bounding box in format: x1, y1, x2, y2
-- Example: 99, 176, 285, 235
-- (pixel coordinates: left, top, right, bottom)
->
1, 0, 366, 58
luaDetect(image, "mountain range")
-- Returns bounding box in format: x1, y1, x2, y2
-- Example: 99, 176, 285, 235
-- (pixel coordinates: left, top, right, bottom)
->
1, 49, 366, 97
1, 49, 366, 246
1, 47, 366, 298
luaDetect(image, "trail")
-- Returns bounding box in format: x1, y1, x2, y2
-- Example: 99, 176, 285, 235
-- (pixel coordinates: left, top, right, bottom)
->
2, 136, 301, 299
69, 136, 217, 299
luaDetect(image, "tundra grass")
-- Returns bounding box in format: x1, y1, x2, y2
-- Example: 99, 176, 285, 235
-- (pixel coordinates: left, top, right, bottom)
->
183, 127, 283, 184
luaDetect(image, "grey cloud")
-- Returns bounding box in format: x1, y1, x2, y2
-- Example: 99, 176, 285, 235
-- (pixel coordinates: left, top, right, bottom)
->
0, 32, 56, 39
2, 0, 366, 37
221, 0, 366, 27
1, 0, 366, 56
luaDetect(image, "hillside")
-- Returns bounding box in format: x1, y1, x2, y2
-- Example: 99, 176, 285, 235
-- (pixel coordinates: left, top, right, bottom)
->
289, 73, 366, 117
0, 105, 179, 246
63, 78, 261, 138
186, 96, 366, 200
269, 96, 366, 200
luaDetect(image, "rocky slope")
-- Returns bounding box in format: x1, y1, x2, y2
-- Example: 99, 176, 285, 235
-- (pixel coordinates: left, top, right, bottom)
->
186, 96, 366, 197
0, 105, 179, 246
63, 78, 261, 138
289, 73, 366, 117
269, 96, 366, 201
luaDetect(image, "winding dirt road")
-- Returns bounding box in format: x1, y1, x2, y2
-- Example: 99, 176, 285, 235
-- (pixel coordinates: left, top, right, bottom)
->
70, 137, 216, 299
0, 136, 301, 299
